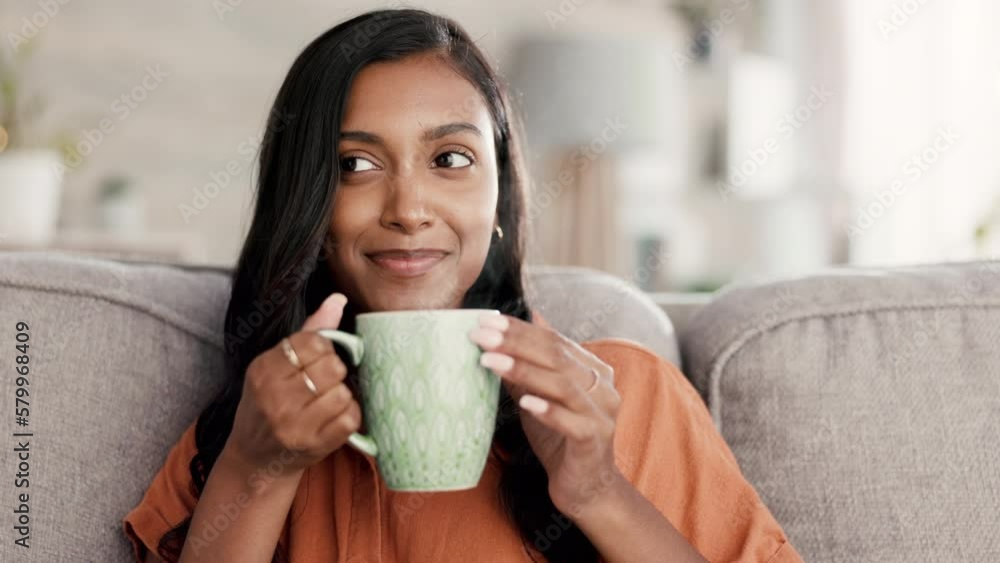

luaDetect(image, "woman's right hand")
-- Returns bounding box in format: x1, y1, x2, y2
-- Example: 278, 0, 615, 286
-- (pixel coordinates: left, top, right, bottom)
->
223, 293, 361, 473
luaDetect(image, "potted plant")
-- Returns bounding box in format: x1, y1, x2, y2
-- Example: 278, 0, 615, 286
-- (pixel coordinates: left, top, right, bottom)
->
96, 174, 144, 234
0, 37, 76, 243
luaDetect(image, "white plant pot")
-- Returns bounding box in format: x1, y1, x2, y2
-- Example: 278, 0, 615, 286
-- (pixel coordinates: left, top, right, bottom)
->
0, 149, 64, 244
97, 194, 145, 234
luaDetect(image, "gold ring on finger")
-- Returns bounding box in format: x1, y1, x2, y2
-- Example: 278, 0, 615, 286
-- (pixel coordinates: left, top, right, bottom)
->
585, 367, 601, 394
281, 337, 302, 369
301, 369, 319, 396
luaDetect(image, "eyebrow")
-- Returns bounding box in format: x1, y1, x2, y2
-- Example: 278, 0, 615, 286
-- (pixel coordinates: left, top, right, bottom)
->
339, 122, 482, 145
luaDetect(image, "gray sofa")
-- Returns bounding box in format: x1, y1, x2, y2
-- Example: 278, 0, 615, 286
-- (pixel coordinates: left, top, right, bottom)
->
1, 251, 997, 562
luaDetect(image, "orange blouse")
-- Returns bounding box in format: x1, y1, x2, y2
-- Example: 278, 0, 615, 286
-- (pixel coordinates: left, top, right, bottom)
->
123, 336, 802, 562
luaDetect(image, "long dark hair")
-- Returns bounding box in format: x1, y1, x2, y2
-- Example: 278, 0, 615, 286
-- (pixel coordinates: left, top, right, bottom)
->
156, 8, 598, 563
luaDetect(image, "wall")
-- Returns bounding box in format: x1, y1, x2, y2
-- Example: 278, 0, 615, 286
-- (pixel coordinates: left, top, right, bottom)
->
3, 0, 683, 265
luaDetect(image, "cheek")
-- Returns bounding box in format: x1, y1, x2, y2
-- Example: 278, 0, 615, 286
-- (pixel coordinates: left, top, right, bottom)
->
327, 192, 371, 263
454, 195, 498, 268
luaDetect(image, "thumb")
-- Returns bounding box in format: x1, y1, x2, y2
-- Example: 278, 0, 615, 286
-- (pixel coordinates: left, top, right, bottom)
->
302, 293, 348, 332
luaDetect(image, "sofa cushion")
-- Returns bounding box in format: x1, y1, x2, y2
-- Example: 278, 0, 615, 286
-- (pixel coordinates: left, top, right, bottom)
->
0, 253, 231, 562
0, 251, 677, 562
681, 261, 1000, 562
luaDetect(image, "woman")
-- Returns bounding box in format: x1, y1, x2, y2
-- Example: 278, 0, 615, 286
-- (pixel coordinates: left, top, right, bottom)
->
123, 8, 802, 563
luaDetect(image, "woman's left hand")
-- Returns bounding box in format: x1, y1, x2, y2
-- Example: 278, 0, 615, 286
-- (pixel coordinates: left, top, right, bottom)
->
469, 313, 624, 516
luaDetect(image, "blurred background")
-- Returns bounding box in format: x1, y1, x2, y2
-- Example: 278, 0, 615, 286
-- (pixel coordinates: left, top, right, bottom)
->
2, 0, 999, 293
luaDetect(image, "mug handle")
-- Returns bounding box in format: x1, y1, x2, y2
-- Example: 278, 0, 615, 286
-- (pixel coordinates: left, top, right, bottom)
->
316, 329, 378, 458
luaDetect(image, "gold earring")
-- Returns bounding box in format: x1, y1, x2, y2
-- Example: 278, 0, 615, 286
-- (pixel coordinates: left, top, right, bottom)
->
495, 225, 504, 240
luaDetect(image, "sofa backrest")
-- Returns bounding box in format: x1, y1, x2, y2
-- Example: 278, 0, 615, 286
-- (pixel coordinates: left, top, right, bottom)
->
0, 251, 677, 562
681, 261, 1000, 562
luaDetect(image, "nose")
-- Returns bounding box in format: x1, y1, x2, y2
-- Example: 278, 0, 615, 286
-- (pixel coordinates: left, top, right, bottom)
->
379, 177, 434, 234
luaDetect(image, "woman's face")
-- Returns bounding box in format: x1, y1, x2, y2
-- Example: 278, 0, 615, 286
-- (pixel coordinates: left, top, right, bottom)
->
326, 53, 499, 313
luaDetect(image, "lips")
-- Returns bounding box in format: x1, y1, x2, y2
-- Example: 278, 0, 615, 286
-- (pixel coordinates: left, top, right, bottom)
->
365, 248, 450, 277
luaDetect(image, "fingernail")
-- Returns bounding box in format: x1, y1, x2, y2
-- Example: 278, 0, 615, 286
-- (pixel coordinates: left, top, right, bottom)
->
479, 313, 509, 331
519, 394, 549, 414
480, 352, 514, 373
327, 293, 347, 307
468, 327, 503, 349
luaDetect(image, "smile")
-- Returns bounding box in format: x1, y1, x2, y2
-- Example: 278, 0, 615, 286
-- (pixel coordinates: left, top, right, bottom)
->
365, 249, 450, 278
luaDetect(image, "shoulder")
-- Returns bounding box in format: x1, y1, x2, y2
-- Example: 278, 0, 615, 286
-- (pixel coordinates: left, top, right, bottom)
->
581, 337, 670, 369
579, 337, 740, 468
579, 339, 798, 562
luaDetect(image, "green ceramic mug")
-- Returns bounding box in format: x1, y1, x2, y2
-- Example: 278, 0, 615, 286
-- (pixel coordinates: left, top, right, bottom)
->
317, 308, 501, 491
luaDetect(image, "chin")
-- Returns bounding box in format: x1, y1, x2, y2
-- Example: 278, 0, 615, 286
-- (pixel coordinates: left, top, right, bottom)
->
363, 284, 464, 312
356, 262, 472, 312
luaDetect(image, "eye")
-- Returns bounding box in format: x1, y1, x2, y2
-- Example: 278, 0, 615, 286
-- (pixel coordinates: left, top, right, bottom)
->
340, 155, 377, 173
433, 150, 474, 169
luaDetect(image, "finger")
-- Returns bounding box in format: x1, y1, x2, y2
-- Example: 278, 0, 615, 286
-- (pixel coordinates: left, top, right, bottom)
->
316, 399, 363, 445
474, 314, 603, 394
257, 328, 354, 431
302, 293, 348, 332
480, 352, 595, 415
259, 330, 337, 383
293, 383, 355, 438
517, 393, 613, 445
277, 352, 348, 403
470, 314, 564, 371
472, 314, 603, 395
561, 350, 619, 415
469, 315, 618, 418
570, 346, 616, 387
